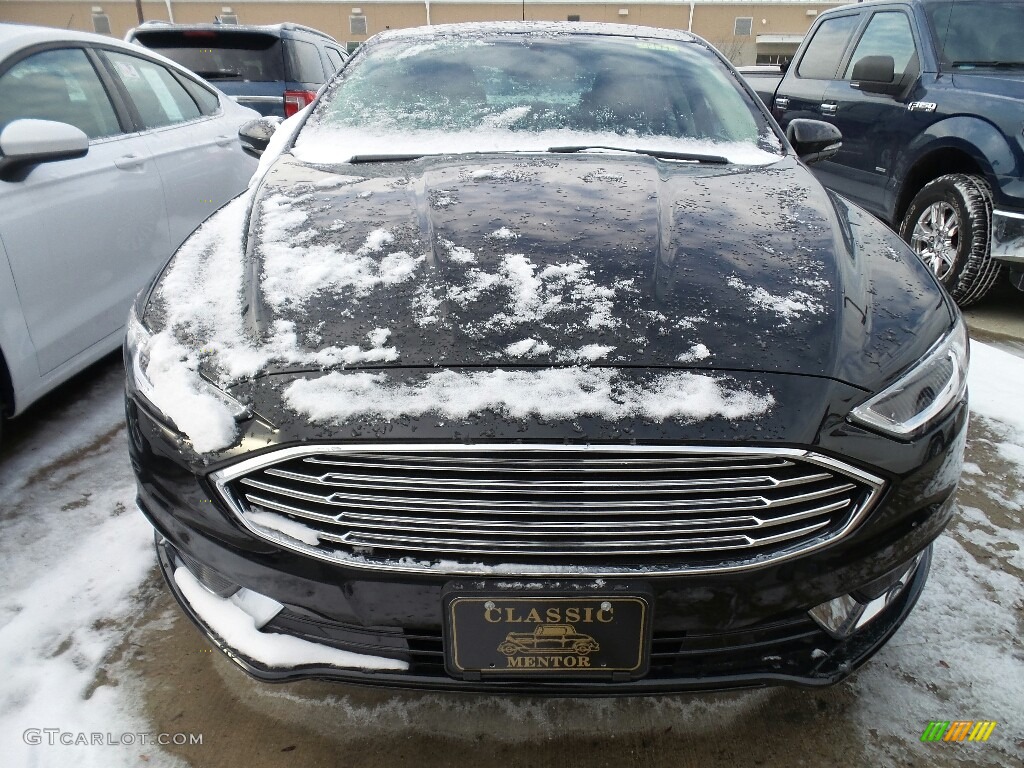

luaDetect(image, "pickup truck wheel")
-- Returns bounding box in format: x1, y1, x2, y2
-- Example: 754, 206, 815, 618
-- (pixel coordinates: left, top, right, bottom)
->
900, 174, 1002, 307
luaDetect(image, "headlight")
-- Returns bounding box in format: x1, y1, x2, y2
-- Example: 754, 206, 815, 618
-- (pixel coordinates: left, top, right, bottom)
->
849, 318, 968, 439
125, 306, 158, 405
126, 306, 250, 451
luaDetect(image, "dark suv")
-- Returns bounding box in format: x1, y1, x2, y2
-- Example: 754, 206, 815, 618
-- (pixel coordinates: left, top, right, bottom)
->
126, 22, 347, 117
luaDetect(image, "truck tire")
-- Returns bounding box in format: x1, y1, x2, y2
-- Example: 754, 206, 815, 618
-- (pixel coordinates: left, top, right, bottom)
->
900, 174, 1002, 307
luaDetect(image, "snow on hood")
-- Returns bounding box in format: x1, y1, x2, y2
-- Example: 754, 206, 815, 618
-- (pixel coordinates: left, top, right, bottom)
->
141, 151, 952, 451
233, 153, 949, 381
284, 367, 774, 425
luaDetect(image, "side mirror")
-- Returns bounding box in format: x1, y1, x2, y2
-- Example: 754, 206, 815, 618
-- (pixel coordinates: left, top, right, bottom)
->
0, 119, 88, 175
238, 116, 283, 158
786, 119, 842, 165
851, 55, 899, 95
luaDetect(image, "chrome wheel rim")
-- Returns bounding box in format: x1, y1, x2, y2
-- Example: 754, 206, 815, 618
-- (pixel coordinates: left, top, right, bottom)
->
910, 202, 960, 280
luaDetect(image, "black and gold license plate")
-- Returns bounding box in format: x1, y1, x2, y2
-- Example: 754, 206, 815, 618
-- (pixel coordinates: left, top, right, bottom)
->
442, 584, 653, 679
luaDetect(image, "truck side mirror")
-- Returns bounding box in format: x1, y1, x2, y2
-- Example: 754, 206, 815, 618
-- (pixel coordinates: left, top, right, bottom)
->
851, 55, 900, 95
786, 119, 842, 165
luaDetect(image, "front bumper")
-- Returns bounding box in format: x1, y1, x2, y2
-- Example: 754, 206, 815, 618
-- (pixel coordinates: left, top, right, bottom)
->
127, 369, 966, 694
991, 208, 1024, 266
156, 533, 933, 694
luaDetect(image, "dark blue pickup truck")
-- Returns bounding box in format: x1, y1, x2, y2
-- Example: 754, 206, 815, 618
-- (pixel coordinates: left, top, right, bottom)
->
744, 0, 1024, 306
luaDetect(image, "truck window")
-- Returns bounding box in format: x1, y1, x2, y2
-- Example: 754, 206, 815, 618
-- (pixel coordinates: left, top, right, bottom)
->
286, 39, 326, 83
843, 12, 918, 80
925, 0, 1024, 68
797, 15, 861, 80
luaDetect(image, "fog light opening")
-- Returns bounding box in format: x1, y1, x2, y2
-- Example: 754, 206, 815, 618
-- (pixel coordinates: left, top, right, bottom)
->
809, 554, 922, 639
228, 588, 285, 630
809, 594, 866, 639
175, 548, 241, 599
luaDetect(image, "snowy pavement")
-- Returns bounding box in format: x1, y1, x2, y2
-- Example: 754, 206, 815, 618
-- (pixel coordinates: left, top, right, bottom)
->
0, 344, 1021, 768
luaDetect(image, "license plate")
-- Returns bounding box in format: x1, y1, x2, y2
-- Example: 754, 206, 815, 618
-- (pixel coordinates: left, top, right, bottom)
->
443, 584, 652, 679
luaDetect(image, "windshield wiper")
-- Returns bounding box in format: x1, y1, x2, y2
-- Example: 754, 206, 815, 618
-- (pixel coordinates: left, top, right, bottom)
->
547, 145, 729, 164
951, 60, 1024, 69
347, 147, 731, 165
348, 153, 429, 164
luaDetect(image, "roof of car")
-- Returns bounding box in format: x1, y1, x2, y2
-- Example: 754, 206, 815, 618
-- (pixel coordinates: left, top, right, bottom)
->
127, 21, 338, 42
374, 21, 699, 45
0, 22, 238, 99
0, 22, 137, 51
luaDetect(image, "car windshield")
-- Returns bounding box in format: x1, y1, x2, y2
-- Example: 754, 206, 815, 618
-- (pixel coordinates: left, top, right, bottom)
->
924, 0, 1024, 68
295, 31, 782, 165
132, 30, 285, 81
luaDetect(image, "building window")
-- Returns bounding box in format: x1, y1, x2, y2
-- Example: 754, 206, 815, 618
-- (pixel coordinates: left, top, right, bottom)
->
756, 53, 794, 66
567, 15, 581, 22
91, 13, 111, 35
734, 17, 753, 36
350, 15, 368, 35
217, 14, 239, 25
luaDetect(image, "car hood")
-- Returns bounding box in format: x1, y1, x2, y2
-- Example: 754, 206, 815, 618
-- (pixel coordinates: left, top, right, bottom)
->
951, 71, 1024, 101
234, 152, 950, 392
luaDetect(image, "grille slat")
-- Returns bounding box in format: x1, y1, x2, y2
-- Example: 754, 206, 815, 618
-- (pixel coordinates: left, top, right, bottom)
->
320, 520, 832, 555
262, 466, 835, 495
215, 445, 884, 576
243, 491, 850, 537
302, 454, 796, 472
238, 475, 856, 516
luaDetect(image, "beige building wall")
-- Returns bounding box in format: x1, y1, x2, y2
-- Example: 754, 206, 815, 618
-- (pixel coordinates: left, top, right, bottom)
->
0, 0, 843, 64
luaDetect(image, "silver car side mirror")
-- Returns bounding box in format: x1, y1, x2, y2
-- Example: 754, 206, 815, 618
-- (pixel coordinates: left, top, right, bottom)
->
0, 119, 89, 176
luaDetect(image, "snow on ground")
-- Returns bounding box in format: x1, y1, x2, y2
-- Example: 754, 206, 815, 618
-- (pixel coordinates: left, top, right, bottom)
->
0, 365, 183, 768
0, 340, 1021, 765
967, 340, 1024, 437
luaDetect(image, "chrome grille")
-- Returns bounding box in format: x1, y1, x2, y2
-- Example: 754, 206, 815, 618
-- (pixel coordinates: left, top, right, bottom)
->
213, 445, 884, 576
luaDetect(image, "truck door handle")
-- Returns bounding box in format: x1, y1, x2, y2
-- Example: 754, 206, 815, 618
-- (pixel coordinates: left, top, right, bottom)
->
774, 97, 790, 111
215, 134, 233, 147
820, 102, 838, 116
114, 153, 145, 170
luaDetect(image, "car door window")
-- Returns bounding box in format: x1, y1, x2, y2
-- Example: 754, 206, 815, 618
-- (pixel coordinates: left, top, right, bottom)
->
797, 15, 861, 80
325, 47, 345, 73
104, 50, 201, 129
843, 12, 919, 80
0, 48, 121, 139
286, 39, 325, 83
175, 73, 220, 115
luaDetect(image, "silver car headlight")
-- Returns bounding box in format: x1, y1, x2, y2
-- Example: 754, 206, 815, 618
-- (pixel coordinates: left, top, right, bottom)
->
849, 318, 968, 439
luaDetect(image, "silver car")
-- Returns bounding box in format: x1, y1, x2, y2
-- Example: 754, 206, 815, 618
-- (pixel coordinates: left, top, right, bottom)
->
0, 24, 258, 445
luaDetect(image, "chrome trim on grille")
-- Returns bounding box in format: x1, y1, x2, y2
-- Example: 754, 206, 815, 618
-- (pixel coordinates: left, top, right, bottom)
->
211, 444, 886, 577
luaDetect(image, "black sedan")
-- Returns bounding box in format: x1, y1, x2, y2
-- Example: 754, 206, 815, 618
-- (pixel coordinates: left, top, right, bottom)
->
124, 23, 968, 693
